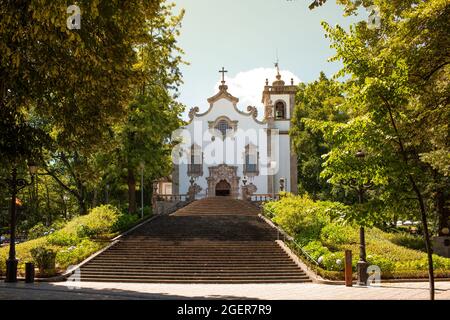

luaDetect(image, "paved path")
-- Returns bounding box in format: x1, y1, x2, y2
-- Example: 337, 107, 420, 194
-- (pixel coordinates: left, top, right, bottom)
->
1, 281, 449, 300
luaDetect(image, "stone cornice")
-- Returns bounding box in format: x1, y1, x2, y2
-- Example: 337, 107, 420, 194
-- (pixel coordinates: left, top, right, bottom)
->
261, 85, 297, 103
207, 86, 239, 106
187, 102, 266, 126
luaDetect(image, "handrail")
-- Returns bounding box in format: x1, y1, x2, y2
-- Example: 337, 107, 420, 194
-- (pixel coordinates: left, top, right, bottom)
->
289, 240, 320, 266
259, 212, 320, 266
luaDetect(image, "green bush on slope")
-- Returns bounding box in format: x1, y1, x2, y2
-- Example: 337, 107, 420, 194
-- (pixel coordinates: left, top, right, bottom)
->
0, 205, 140, 276
263, 194, 450, 278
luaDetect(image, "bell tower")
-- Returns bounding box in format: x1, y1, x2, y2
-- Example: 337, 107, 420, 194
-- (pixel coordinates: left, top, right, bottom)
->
262, 63, 298, 195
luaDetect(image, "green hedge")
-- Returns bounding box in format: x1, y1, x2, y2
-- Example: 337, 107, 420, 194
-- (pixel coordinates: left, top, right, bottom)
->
0, 205, 141, 277
264, 194, 450, 279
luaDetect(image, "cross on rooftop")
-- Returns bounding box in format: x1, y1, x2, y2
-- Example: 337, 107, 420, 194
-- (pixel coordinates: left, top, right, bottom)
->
274, 61, 280, 76
219, 67, 228, 83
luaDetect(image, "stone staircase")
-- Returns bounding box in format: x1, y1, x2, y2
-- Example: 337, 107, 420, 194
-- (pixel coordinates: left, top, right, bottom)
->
78, 197, 311, 283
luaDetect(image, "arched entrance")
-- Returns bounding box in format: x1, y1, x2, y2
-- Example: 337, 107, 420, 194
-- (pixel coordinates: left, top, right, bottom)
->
215, 180, 231, 197
207, 164, 240, 198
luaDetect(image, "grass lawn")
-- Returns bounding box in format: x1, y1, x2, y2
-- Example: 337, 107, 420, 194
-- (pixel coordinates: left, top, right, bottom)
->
0, 205, 147, 278
264, 194, 450, 280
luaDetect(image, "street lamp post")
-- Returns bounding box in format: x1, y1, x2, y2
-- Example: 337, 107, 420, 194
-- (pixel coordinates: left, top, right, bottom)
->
355, 150, 369, 286
279, 177, 285, 192
105, 184, 110, 204
5, 164, 37, 283
241, 176, 249, 201
139, 162, 145, 220
152, 182, 158, 215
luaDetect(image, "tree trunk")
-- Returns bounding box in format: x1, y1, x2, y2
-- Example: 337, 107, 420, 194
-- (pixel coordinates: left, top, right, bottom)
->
386, 104, 434, 300
78, 195, 88, 215
45, 184, 51, 226
92, 189, 98, 208
410, 177, 435, 300
437, 189, 450, 236
128, 168, 137, 214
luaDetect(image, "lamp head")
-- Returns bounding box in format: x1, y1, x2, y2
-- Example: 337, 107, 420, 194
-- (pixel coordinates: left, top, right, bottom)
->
356, 150, 366, 159
28, 163, 38, 175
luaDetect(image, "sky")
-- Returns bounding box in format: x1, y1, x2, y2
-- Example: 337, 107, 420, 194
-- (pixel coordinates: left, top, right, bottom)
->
172, 0, 365, 119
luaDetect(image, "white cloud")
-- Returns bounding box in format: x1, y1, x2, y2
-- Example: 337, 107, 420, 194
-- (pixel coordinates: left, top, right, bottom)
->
213, 68, 301, 119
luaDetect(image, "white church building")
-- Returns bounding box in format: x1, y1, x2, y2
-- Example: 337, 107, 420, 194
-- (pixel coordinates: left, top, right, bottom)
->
170, 66, 298, 199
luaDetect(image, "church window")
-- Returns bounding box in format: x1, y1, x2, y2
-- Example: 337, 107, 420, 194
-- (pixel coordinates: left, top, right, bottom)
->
275, 101, 286, 120
216, 119, 232, 137
188, 144, 203, 177
244, 145, 259, 176
209, 117, 238, 139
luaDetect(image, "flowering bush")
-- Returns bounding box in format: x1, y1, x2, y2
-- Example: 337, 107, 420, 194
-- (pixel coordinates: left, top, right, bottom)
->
263, 194, 450, 278
0, 205, 140, 277
303, 241, 331, 261
321, 252, 345, 271
30, 247, 57, 276
320, 223, 359, 247
264, 194, 336, 245
56, 239, 104, 269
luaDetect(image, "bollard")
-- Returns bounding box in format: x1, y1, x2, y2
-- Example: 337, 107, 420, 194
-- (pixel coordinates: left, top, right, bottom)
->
345, 250, 353, 287
25, 262, 35, 283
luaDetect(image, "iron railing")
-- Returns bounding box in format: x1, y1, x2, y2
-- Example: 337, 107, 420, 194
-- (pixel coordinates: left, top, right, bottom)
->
156, 194, 189, 202
250, 194, 280, 202
187, 164, 203, 176
243, 164, 259, 175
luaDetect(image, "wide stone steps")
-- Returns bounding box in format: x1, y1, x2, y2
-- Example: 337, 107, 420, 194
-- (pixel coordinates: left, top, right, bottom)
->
98, 251, 289, 256
78, 277, 311, 284
81, 265, 302, 271
76, 198, 310, 283
79, 270, 307, 278
91, 258, 291, 263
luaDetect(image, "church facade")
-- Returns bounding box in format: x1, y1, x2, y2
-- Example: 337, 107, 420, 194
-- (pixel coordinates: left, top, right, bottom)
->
171, 67, 298, 199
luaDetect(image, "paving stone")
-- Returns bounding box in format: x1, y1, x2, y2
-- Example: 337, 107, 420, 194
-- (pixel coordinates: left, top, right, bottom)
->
1, 281, 449, 300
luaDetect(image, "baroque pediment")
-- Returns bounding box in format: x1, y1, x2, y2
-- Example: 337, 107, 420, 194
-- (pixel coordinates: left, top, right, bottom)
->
207, 164, 239, 182
207, 84, 239, 106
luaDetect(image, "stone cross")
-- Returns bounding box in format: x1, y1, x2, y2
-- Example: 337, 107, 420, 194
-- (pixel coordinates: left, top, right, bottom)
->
219, 67, 228, 82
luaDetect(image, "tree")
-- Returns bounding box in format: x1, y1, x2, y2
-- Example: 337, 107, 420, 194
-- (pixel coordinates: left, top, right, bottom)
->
307, 0, 374, 14
106, 2, 186, 214
291, 72, 348, 199
317, 0, 450, 300
0, 0, 161, 169
304, 115, 408, 227
0, 1, 185, 222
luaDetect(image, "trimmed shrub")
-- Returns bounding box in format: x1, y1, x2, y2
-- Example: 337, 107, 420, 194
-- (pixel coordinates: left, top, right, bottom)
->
0, 204, 135, 277
48, 205, 121, 243
56, 239, 104, 269
264, 194, 330, 245
113, 213, 140, 233
72, 205, 120, 238
31, 247, 57, 276
28, 223, 50, 240
263, 194, 450, 278
303, 241, 331, 261
388, 232, 426, 252
321, 252, 345, 271
320, 223, 359, 248
366, 254, 395, 272
47, 230, 79, 246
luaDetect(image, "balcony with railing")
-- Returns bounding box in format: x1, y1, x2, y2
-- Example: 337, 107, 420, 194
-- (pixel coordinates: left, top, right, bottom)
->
250, 194, 280, 202
188, 164, 203, 177
243, 163, 259, 176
